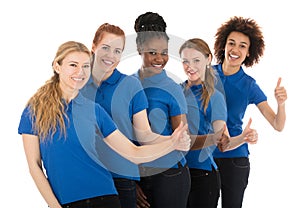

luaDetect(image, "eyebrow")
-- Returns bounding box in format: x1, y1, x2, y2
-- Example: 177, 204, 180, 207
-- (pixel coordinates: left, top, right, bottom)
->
102, 44, 123, 51
67, 61, 79, 64
67, 61, 90, 65
228, 38, 249, 45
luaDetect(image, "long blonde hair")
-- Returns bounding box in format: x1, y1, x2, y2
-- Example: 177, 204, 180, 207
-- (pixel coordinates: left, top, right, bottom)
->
179, 38, 216, 113
26, 41, 91, 141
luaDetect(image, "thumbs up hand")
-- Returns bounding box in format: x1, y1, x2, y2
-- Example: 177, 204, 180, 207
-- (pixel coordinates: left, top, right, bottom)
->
243, 118, 258, 144
275, 77, 287, 105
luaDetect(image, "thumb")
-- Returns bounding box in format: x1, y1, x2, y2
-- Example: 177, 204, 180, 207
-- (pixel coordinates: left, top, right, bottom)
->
219, 123, 226, 135
245, 118, 252, 129
174, 121, 184, 135
276, 77, 282, 88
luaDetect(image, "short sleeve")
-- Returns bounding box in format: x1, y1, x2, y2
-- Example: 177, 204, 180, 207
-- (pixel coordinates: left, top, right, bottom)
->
169, 83, 188, 116
18, 106, 36, 135
249, 80, 267, 105
210, 90, 227, 122
95, 104, 117, 138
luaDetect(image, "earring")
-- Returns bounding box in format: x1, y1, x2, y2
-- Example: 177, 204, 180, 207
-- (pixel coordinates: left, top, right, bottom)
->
206, 64, 210, 69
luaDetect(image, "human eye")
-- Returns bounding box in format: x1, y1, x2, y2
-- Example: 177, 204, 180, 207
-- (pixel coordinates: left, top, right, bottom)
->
115, 49, 122, 55
240, 44, 247, 49
82, 64, 91, 70
193, 59, 200, 64
161, 51, 168, 56
101, 45, 109, 51
182, 60, 189, 65
69, 63, 77, 68
149, 51, 156, 55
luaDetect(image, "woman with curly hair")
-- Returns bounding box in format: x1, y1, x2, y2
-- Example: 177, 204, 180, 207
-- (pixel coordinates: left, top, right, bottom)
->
213, 16, 287, 208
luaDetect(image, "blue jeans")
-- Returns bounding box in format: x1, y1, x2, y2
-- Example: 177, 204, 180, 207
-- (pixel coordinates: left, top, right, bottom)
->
214, 157, 250, 208
61, 195, 121, 208
138, 163, 191, 208
187, 168, 221, 208
113, 178, 137, 208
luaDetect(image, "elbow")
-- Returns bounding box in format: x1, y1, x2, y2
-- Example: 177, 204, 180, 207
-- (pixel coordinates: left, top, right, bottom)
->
273, 122, 285, 132
275, 127, 284, 132
127, 157, 142, 165
273, 117, 286, 132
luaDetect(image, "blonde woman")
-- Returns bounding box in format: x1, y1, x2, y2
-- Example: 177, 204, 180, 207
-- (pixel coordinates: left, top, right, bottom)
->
18, 41, 190, 208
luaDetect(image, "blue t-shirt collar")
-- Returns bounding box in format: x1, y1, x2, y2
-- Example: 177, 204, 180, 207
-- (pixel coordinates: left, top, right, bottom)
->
216, 63, 245, 80
86, 68, 121, 87
140, 69, 167, 84
181, 80, 203, 91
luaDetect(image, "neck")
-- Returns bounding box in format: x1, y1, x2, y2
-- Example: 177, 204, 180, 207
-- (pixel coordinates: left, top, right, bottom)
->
61, 88, 79, 104
222, 62, 240, 75
139, 66, 160, 79
188, 79, 203, 87
92, 68, 113, 86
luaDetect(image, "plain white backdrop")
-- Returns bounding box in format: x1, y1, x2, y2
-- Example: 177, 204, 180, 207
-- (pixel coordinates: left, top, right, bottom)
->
1, 0, 298, 207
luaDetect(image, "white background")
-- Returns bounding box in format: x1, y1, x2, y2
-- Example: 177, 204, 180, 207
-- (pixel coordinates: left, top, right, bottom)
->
1, 0, 298, 207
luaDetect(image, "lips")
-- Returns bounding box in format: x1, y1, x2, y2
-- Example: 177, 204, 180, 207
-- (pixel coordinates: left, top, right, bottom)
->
152, 63, 163, 68
71, 77, 85, 81
103, 59, 114, 66
187, 70, 197, 75
229, 53, 239, 60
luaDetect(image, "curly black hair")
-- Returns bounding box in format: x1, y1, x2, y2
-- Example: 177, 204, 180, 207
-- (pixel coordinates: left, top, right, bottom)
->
214, 16, 265, 67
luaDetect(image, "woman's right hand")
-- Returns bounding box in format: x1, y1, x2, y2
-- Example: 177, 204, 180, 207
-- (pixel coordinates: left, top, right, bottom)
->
136, 183, 150, 208
171, 121, 191, 151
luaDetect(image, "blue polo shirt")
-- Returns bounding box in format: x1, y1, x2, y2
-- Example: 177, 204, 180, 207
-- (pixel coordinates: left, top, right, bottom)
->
182, 81, 227, 170
133, 69, 187, 168
81, 69, 148, 179
213, 63, 267, 158
18, 93, 118, 205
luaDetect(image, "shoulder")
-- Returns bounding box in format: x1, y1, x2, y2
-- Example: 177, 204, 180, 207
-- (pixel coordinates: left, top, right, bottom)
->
212, 88, 224, 97
241, 70, 259, 87
123, 74, 142, 84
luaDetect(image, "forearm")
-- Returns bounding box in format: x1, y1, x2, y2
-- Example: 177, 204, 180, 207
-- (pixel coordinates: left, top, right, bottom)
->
120, 140, 175, 164
30, 166, 61, 208
105, 130, 176, 165
274, 103, 286, 131
135, 128, 169, 145
225, 135, 245, 151
190, 134, 215, 150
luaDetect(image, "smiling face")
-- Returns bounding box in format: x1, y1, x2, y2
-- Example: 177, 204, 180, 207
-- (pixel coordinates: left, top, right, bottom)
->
140, 37, 169, 76
92, 32, 124, 79
180, 47, 211, 86
55, 51, 91, 97
224, 31, 250, 68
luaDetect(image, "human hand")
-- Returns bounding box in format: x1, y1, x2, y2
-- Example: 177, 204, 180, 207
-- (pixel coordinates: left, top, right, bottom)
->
243, 118, 258, 144
274, 77, 287, 106
172, 121, 191, 151
214, 125, 230, 152
136, 183, 150, 208
219, 133, 230, 152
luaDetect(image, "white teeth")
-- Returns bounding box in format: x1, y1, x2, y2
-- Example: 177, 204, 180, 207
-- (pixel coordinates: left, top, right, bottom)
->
188, 70, 196, 75
103, 60, 113, 65
230, 54, 239, 58
72, 78, 84, 81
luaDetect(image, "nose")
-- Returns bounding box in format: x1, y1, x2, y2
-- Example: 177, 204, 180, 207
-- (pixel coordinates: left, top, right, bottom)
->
75, 65, 88, 75
186, 63, 192, 69
154, 53, 164, 62
231, 44, 239, 52
105, 49, 115, 58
